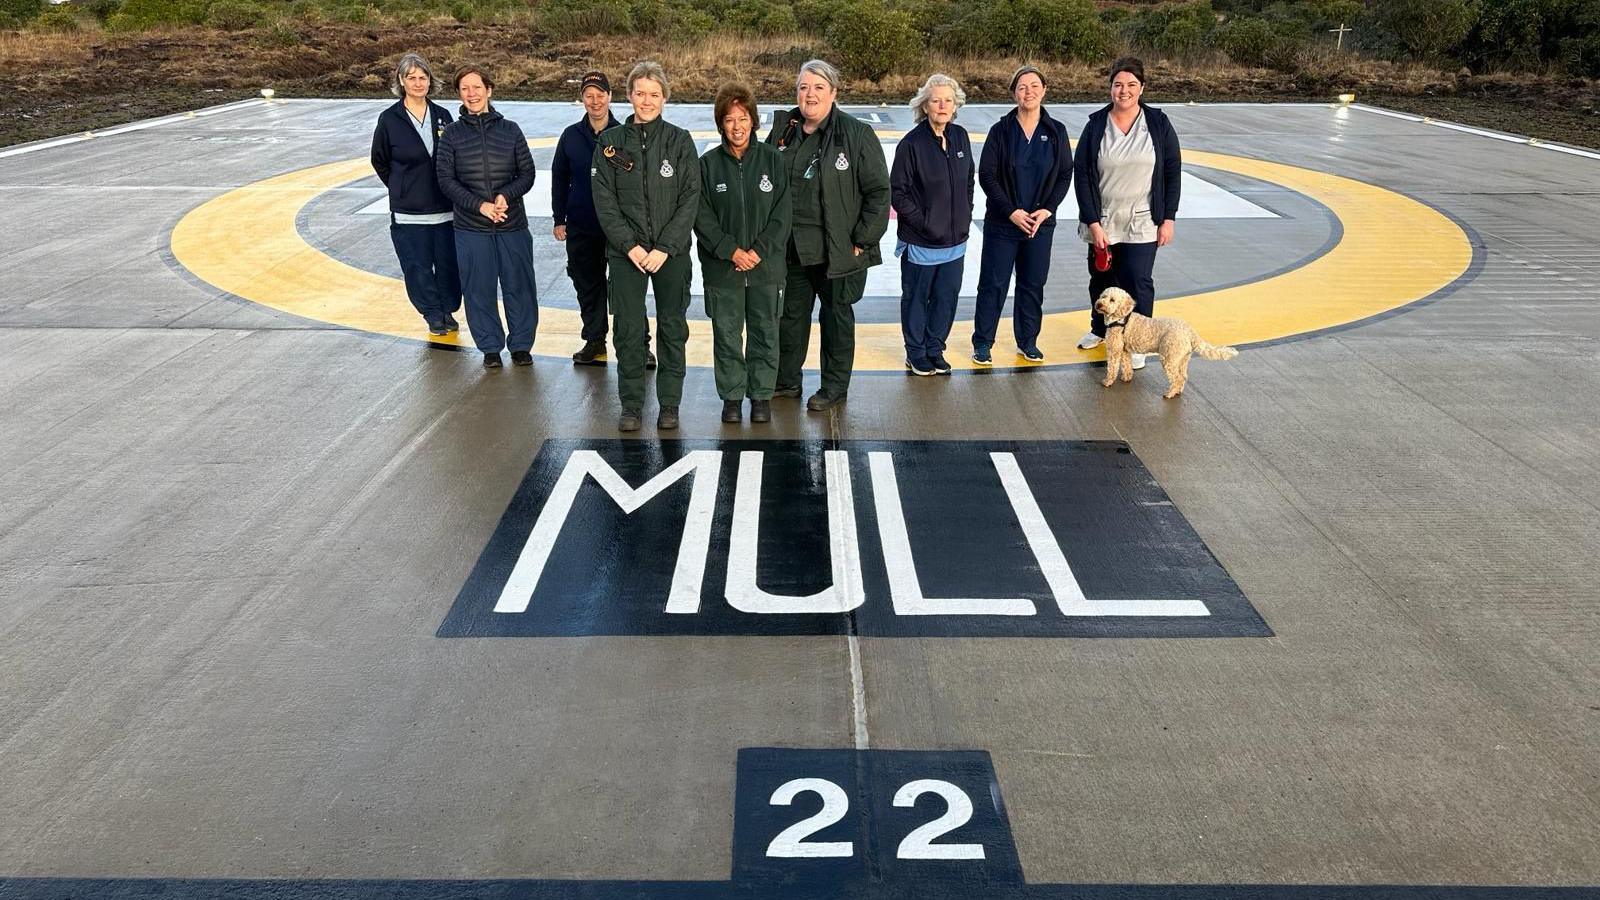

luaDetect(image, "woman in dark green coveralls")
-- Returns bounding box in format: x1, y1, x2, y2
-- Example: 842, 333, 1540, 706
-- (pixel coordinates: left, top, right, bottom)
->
591, 61, 702, 432
696, 83, 791, 425
766, 59, 891, 413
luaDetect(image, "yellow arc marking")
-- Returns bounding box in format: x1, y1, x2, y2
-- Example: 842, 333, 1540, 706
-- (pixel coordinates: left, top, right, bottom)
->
171, 139, 1472, 371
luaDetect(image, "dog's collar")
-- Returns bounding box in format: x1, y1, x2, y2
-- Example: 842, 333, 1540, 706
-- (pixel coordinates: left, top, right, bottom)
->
1103, 314, 1131, 330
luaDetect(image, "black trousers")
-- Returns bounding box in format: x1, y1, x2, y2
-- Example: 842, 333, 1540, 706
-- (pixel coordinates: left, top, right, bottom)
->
565, 230, 609, 343
1087, 241, 1158, 337
390, 221, 461, 325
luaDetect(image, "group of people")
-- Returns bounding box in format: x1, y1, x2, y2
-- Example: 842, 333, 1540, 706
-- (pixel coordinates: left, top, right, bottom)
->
370, 54, 1181, 431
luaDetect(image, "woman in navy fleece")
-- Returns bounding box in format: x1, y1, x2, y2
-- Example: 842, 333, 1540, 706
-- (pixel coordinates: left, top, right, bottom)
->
369, 53, 460, 337
969, 65, 1072, 366
890, 74, 974, 376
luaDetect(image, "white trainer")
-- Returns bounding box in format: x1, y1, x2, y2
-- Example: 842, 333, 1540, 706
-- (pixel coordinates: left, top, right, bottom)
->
1131, 353, 1147, 370
1077, 332, 1103, 350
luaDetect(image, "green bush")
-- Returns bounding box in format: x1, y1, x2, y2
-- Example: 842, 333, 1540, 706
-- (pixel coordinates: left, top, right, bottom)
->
790, 0, 845, 32
327, 2, 374, 23
449, 0, 473, 21
1, 0, 45, 27
826, 0, 919, 78
540, 0, 633, 38
1371, 0, 1479, 58
34, 4, 81, 30
1217, 15, 1277, 64
666, 4, 715, 40
287, 0, 323, 21
80, 0, 122, 23
106, 0, 209, 30
933, 0, 1106, 59
760, 3, 796, 33
206, 0, 267, 29
1123, 1, 1218, 56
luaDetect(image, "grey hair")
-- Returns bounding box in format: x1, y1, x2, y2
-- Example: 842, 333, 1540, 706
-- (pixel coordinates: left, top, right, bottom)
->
391, 53, 437, 98
627, 60, 670, 100
908, 73, 966, 123
796, 59, 842, 92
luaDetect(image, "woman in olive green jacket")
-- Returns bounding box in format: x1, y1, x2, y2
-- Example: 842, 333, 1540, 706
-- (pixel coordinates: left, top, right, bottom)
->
696, 83, 792, 424
766, 59, 891, 413
591, 60, 703, 432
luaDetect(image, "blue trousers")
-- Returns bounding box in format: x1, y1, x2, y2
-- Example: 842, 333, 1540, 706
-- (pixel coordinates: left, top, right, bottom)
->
900, 255, 963, 360
971, 226, 1055, 350
1087, 241, 1157, 337
455, 228, 538, 353
390, 221, 461, 324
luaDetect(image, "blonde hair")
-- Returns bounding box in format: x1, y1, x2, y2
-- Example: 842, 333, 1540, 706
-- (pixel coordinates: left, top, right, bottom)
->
627, 60, 670, 100
908, 73, 966, 124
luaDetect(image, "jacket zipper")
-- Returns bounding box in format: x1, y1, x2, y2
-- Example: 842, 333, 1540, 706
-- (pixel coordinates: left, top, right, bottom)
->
475, 114, 495, 232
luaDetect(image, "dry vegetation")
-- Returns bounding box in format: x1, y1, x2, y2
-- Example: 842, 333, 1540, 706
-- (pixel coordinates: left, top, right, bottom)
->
2, 19, 1597, 148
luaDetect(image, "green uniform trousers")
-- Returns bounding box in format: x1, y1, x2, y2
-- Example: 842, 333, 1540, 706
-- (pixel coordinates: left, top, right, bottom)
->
777, 263, 868, 400
705, 282, 782, 402
609, 253, 691, 411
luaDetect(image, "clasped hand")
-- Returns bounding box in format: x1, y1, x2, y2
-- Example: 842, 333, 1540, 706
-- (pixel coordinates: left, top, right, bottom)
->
1009, 208, 1053, 238
478, 194, 510, 224
628, 246, 669, 273
731, 248, 761, 272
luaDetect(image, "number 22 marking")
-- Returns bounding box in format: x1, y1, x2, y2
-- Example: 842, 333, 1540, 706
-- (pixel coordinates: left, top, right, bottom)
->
765, 777, 986, 860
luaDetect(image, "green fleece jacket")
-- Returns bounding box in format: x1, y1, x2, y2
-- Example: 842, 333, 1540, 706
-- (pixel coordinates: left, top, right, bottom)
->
766, 104, 891, 279
591, 114, 702, 259
694, 141, 791, 290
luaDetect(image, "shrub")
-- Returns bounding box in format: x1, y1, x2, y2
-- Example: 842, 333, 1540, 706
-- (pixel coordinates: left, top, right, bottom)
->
1022, 0, 1111, 60
287, 0, 323, 21
81, 0, 122, 23
1216, 15, 1277, 65
259, 20, 300, 44
724, 0, 770, 31
661, 3, 714, 41
34, 4, 82, 30
1, 0, 45, 27
790, 0, 845, 33
206, 0, 268, 29
1123, 1, 1218, 56
759, 4, 796, 33
327, 2, 374, 24
826, 0, 919, 79
449, 0, 473, 21
106, 0, 208, 30
540, 0, 632, 38
1371, 0, 1479, 58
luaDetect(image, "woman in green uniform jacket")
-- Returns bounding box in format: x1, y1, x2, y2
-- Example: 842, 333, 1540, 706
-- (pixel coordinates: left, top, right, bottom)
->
591, 60, 703, 432
765, 59, 891, 413
696, 83, 792, 425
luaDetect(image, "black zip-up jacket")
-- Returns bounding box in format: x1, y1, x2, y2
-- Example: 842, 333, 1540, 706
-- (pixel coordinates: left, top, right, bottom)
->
551, 112, 620, 237
434, 104, 537, 233
591, 115, 702, 258
370, 99, 454, 216
695, 141, 791, 289
976, 107, 1072, 228
890, 119, 974, 249
1074, 103, 1182, 226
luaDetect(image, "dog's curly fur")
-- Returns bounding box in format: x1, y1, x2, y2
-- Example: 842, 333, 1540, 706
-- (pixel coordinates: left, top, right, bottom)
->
1093, 287, 1238, 398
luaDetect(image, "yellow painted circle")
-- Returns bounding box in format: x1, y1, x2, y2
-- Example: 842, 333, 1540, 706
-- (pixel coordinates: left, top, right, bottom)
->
170, 133, 1473, 371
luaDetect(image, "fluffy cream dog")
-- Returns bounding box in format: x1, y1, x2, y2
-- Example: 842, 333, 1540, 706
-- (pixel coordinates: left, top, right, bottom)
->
1093, 287, 1237, 398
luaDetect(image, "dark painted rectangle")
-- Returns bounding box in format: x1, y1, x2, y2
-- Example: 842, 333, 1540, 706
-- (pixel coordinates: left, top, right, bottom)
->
437, 439, 1270, 638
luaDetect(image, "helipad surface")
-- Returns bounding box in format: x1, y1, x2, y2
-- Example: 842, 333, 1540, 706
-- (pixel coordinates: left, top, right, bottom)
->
0, 99, 1597, 898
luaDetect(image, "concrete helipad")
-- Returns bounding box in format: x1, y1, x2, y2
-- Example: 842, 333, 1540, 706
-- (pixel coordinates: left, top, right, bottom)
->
1, 99, 1598, 898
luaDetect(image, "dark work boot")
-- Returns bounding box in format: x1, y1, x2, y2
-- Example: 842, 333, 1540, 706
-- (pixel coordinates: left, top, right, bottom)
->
657, 406, 679, 430
721, 400, 742, 423
618, 409, 642, 432
749, 399, 771, 423
572, 340, 607, 366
